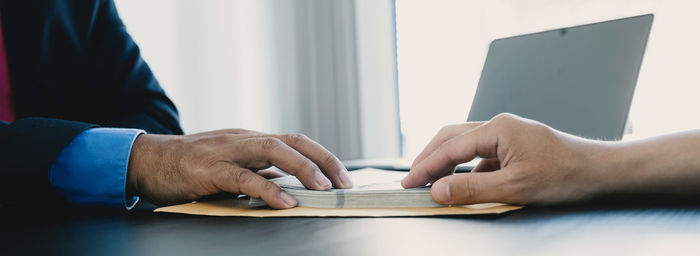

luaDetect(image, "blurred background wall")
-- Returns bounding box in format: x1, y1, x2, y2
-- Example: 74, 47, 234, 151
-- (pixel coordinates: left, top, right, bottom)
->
115, 0, 401, 160
116, 0, 700, 160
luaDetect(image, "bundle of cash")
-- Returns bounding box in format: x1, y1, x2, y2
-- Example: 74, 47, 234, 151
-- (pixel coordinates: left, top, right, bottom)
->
249, 168, 445, 208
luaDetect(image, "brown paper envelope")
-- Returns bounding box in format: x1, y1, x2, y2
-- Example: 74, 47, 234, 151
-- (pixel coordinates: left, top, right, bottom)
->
154, 199, 523, 217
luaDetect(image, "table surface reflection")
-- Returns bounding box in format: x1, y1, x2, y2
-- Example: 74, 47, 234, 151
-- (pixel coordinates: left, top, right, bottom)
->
4, 199, 700, 256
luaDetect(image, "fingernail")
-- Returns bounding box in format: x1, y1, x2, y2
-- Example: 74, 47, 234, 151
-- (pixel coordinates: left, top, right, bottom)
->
315, 172, 332, 189
338, 170, 353, 188
432, 180, 451, 203
280, 192, 297, 207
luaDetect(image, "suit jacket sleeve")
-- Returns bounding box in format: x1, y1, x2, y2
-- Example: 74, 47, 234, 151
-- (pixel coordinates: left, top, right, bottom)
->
0, 0, 184, 207
88, 0, 183, 135
0, 118, 97, 206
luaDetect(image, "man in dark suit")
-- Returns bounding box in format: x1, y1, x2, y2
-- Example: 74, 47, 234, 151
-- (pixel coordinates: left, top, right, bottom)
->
0, 0, 352, 210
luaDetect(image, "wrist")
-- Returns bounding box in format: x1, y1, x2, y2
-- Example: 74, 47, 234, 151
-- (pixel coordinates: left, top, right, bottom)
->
126, 133, 184, 203
588, 138, 660, 196
127, 134, 151, 198
567, 139, 629, 199
598, 133, 700, 196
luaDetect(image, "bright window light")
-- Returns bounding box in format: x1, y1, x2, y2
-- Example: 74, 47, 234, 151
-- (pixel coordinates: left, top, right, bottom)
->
396, 0, 700, 159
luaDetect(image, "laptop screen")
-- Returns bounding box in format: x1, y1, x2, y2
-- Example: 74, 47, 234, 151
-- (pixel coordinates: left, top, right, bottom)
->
467, 14, 653, 140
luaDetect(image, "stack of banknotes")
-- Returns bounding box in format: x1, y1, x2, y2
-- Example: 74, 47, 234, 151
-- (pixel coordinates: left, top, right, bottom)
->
249, 168, 445, 208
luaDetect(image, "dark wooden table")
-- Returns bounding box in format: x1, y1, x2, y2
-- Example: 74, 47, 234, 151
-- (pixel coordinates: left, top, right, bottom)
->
3, 199, 700, 256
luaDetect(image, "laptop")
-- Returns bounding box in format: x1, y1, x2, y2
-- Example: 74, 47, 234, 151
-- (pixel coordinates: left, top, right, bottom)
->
345, 14, 654, 172
468, 14, 653, 139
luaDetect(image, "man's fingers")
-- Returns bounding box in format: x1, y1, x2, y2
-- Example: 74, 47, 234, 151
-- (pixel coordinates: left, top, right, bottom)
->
216, 166, 297, 209
402, 123, 498, 188
276, 133, 353, 189
256, 169, 287, 179
430, 171, 510, 205
412, 123, 484, 169
236, 137, 333, 190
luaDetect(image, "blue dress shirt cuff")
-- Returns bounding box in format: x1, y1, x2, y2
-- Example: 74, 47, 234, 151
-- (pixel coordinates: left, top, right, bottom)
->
49, 128, 145, 210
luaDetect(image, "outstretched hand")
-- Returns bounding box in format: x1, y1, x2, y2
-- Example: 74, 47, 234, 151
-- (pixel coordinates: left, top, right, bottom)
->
402, 113, 606, 205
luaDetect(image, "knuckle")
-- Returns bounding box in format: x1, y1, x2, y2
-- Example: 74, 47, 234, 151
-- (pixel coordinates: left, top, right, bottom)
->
261, 181, 279, 193
284, 133, 310, 145
492, 112, 517, 121
488, 113, 525, 135
232, 169, 256, 185
438, 125, 453, 134
298, 160, 318, 173
259, 137, 284, 151
490, 113, 521, 127
321, 152, 338, 167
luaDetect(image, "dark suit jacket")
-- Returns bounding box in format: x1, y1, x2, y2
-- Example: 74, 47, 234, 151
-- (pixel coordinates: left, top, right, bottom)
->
0, 0, 183, 206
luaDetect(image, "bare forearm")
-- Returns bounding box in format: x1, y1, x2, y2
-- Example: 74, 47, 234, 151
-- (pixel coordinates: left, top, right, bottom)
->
594, 130, 700, 197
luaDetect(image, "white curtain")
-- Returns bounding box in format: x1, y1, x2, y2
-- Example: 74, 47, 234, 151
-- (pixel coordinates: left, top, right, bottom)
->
115, 0, 401, 160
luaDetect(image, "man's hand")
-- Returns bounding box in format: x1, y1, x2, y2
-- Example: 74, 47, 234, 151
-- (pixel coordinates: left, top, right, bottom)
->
403, 113, 700, 206
126, 129, 353, 209
402, 113, 607, 205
